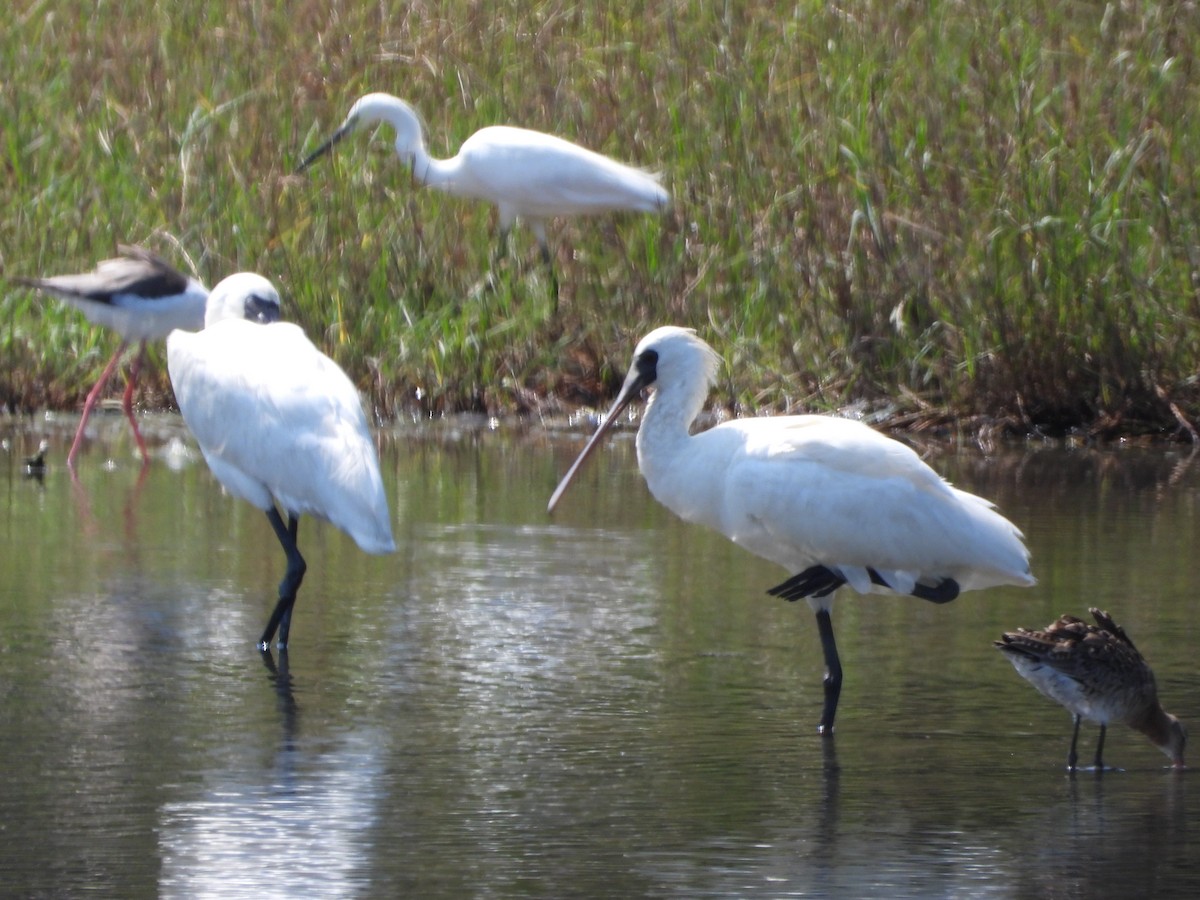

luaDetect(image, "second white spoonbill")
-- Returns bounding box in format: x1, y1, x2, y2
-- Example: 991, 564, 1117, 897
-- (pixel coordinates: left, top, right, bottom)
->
548, 326, 1035, 734
296, 93, 668, 274
167, 273, 396, 649
14, 245, 209, 467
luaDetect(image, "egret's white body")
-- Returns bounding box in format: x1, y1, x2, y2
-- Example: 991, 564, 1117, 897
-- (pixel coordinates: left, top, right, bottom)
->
14, 246, 209, 467
996, 608, 1186, 769
298, 93, 668, 270
549, 326, 1035, 732
168, 272, 395, 648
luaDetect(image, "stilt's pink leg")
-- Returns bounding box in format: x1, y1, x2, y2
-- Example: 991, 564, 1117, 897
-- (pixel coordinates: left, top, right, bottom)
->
68, 340, 128, 468
122, 342, 150, 464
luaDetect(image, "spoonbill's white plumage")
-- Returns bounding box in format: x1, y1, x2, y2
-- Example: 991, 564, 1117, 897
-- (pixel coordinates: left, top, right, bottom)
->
167, 272, 395, 649
996, 608, 1186, 770
14, 245, 209, 467
548, 326, 1035, 733
297, 93, 668, 273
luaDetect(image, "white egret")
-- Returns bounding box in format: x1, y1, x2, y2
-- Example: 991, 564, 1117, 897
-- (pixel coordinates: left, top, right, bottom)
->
296, 93, 668, 279
167, 272, 396, 649
548, 326, 1035, 733
14, 246, 209, 467
996, 608, 1186, 770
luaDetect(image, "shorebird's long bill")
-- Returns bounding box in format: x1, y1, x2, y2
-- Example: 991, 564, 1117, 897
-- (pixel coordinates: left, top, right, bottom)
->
296, 121, 354, 173
547, 367, 653, 513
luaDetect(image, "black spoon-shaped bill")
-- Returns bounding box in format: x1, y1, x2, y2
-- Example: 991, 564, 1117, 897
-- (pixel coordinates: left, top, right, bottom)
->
547, 364, 655, 513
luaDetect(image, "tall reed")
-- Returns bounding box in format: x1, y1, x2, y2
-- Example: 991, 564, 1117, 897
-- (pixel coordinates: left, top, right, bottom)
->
4, 0, 1200, 437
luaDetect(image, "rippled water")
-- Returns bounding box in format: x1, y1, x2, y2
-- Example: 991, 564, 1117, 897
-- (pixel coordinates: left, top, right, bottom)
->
1, 415, 1198, 897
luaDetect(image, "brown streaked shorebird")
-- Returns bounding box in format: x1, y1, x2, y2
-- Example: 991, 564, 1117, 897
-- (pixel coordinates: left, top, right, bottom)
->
13, 246, 208, 468
996, 608, 1186, 770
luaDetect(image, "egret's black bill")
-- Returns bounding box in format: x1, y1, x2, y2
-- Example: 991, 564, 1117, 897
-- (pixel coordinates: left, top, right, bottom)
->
296, 123, 353, 174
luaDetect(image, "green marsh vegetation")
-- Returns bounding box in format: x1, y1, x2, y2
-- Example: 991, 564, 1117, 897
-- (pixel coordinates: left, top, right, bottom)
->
4, 0, 1200, 439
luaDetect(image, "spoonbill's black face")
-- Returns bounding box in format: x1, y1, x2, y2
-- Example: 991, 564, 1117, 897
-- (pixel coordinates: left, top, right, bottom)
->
628, 348, 659, 392
244, 293, 282, 324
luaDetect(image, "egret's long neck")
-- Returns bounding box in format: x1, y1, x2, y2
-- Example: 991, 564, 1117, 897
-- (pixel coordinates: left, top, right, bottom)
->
375, 107, 452, 192
406, 140, 464, 194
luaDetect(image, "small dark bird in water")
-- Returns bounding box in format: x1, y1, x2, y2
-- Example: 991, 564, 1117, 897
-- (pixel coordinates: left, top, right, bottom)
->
23, 439, 50, 478
996, 608, 1186, 771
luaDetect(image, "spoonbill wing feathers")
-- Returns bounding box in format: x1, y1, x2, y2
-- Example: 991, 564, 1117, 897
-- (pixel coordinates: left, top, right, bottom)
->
168, 321, 395, 555
688, 416, 1033, 593
746, 416, 950, 487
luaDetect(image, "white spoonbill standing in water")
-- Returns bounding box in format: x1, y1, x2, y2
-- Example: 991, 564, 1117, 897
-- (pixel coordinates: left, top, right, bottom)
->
14, 245, 208, 467
548, 327, 1035, 733
996, 608, 1185, 770
167, 272, 396, 649
296, 93, 668, 279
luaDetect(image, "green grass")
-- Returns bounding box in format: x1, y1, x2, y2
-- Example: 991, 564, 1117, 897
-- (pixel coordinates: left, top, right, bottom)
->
5, 0, 1200, 438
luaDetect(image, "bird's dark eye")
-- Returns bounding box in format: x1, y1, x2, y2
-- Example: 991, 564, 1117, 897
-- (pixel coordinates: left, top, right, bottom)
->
635, 349, 659, 384
244, 294, 281, 324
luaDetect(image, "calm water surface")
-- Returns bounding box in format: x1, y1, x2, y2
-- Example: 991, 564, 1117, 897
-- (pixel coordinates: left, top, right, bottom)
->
1, 414, 1198, 898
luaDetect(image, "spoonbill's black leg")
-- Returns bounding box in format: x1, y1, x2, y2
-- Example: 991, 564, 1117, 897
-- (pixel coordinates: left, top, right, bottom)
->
258, 508, 306, 649
815, 608, 842, 735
